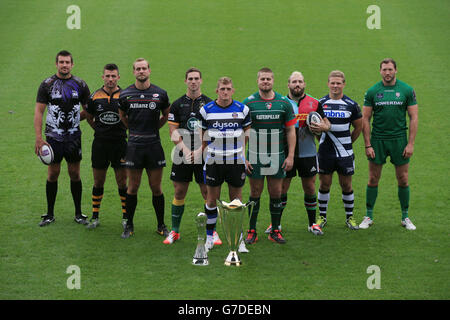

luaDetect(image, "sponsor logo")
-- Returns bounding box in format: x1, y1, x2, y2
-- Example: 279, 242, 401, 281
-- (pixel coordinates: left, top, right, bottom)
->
149, 102, 156, 110
256, 114, 280, 120
323, 110, 347, 118
99, 111, 121, 124
187, 117, 200, 130
212, 121, 239, 130
168, 113, 175, 121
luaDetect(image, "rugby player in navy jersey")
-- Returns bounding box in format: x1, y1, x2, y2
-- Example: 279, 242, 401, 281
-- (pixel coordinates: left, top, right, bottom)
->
118, 58, 170, 239
316, 70, 363, 230
199, 77, 252, 252
85, 64, 128, 229
34, 50, 90, 227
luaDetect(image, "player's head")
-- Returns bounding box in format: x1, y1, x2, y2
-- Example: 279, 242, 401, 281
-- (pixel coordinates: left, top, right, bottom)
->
216, 77, 234, 101
185, 67, 203, 93
257, 67, 274, 94
288, 71, 306, 98
379, 58, 397, 84
327, 70, 346, 97
55, 50, 73, 77
102, 63, 120, 89
133, 58, 151, 83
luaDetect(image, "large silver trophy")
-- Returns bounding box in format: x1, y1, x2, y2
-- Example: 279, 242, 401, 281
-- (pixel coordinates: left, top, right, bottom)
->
192, 212, 209, 266
217, 199, 254, 266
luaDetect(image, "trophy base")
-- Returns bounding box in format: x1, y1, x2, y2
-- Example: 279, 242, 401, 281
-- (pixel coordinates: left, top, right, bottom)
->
224, 251, 241, 266
192, 257, 209, 266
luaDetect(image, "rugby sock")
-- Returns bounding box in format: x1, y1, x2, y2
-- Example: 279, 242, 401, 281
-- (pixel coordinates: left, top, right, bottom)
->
398, 186, 410, 220
318, 189, 330, 218
205, 204, 217, 237
304, 193, 317, 226
280, 193, 288, 215
366, 185, 378, 219
92, 186, 103, 219
248, 196, 260, 230
342, 190, 354, 219
171, 198, 185, 233
70, 180, 82, 216
269, 198, 282, 231
152, 194, 165, 227
46, 180, 57, 217
118, 187, 127, 219
125, 193, 137, 226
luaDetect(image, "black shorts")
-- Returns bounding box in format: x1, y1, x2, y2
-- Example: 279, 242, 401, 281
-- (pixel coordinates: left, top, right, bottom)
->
171, 163, 204, 184
91, 138, 127, 169
204, 163, 246, 188
318, 154, 355, 176
125, 142, 166, 170
285, 156, 319, 178
47, 136, 82, 164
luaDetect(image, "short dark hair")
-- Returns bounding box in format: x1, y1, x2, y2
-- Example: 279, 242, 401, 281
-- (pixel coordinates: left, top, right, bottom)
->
55, 50, 73, 63
380, 58, 397, 70
185, 67, 202, 79
104, 63, 119, 73
257, 67, 273, 78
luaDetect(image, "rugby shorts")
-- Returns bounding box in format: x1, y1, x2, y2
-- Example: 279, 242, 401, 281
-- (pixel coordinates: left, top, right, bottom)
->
369, 136, 410, 166
318, 153, 355, 176
47, 136, 82, 164
285, 156, 319, 178
125, 142, 166, 170
170, 163, 204, 184
204, 163, 246, 188
91, 138, 127, 169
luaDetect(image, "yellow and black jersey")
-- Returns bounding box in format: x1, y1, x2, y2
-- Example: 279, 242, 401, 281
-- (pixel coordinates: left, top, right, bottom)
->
86, 87, 127, 141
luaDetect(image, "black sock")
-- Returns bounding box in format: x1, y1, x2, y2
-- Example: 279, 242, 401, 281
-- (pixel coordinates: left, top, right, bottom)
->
153, 193, 165, 227
46, 180, 57, 217
126, 194, 137, 226
70, 180, 82, 216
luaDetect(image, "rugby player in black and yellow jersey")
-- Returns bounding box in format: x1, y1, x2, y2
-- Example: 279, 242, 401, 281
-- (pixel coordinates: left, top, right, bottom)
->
118, 58, 170, 239
85, 64, 128, 229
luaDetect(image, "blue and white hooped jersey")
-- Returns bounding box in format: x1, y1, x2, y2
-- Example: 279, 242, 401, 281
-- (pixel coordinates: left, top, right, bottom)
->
318, 94, 362, 158
199, 100, 251, 161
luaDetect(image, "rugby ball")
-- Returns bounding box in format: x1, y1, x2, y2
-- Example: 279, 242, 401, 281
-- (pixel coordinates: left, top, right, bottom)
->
38, 144, 54, 165
306, 111, 322, 136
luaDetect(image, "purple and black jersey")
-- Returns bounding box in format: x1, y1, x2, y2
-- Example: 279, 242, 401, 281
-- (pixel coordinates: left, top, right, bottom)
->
118, 83, 170, 145
36, 74, 90, 141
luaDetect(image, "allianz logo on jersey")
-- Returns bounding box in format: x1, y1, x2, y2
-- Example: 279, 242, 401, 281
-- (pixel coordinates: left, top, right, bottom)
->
212, 121, 239, 130
129, 102, 157, 109
323, 110, 348, 118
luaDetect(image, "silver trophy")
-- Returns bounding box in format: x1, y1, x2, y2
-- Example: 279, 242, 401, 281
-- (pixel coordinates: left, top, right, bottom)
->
192, 212, 209, 266
217, 199, 254, 266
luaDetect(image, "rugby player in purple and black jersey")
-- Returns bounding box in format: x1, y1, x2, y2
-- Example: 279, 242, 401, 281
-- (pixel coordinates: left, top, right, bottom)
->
317, 70, 363, 231
34, 50, 90, 227
118, 58, 170, 239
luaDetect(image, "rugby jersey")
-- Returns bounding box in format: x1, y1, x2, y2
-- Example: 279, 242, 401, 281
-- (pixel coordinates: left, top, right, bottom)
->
318, 94, 362, 158
199, 100, 251, 162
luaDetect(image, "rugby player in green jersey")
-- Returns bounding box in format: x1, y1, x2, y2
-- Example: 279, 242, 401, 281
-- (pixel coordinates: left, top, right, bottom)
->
243, 68, 297, 244
360, 58, 418, 230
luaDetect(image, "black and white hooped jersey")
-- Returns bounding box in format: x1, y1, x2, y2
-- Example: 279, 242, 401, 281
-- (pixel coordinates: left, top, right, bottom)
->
118, 83, 170, 145
36, 74, 90, 141
318, 94, 362, 158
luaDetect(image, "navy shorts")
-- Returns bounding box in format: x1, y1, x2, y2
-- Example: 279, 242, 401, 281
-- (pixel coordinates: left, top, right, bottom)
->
318, 154, 355, 176
47, 136, 82, 164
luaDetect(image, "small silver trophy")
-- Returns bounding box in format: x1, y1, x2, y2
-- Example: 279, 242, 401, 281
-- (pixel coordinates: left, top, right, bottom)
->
192, 212, 209, 266
217, 199, 254, 266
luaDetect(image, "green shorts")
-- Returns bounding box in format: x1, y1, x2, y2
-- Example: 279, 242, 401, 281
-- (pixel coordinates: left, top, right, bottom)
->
247, 153, 286, 179
369, 136, 410, 166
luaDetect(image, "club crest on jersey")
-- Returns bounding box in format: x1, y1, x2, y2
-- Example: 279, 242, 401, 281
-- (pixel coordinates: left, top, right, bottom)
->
232, 112, 238, 118
376, 93, 384, 99
265, 103, 272, 110
396, 92, 400, 98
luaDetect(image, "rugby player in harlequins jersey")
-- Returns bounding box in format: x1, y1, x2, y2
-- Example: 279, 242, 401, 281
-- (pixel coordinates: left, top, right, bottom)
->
34, 50, 90, 227
118, 58, 170, 239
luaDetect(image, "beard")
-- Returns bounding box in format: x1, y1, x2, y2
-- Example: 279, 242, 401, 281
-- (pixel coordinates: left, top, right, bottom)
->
289, 87, 305, 98
136, 75, 149, 83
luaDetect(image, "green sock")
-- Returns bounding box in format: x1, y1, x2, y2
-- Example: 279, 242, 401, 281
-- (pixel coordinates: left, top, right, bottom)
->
248, 196, 260, 230
398, 186, 410, 220
171, 198, 185, 233
270, 198, 282, 231
366, 185, 378, 219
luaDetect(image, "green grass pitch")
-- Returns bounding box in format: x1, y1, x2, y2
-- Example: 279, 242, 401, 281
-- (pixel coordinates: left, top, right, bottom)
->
0, 0, 448, 301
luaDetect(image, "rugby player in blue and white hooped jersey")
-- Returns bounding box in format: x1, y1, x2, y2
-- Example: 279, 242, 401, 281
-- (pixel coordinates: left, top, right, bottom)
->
316, 70, 363, 231
199, 77, 251, 251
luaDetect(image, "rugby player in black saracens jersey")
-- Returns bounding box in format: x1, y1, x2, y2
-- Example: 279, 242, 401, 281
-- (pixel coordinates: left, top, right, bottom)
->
34, 50, 91, 227
118, 58, 170, 239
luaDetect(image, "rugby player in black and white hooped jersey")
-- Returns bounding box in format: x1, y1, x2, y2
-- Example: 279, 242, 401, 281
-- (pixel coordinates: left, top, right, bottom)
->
118, 58, 170, 239
34, 50, 91, 227
85, 64, 128, 229
316, 70, 363, 231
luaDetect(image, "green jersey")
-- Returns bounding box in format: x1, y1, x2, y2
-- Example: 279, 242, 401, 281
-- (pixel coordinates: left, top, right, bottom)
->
243, 91, 296, 158
364, 79, 417, 139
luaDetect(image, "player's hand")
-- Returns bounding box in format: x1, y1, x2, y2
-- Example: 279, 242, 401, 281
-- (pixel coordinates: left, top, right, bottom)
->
282, 156, 294, 172
403, 143, 414, 158
35, 137, 49, 155
365, 146, 375, 159
192, 148, 203, 164
245, 159, 253, 174
182, 147, 193, 164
